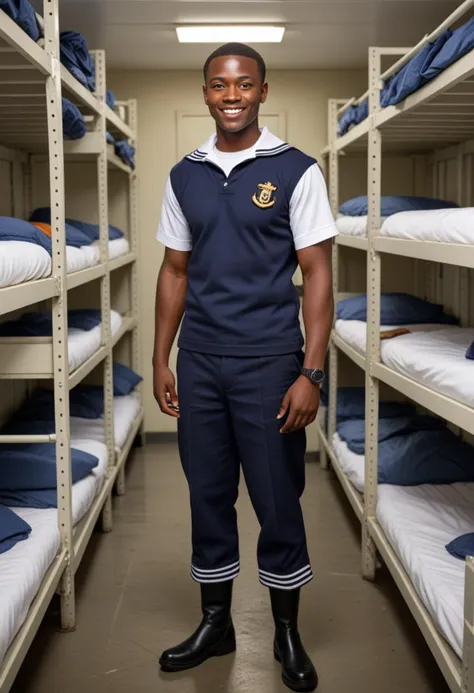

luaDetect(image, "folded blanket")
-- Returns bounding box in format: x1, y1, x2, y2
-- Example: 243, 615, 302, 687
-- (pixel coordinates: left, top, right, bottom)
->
446, 533, 474, 561
339, 195, 458, 217
320, 386, 415, 422
377, 428, 474, 485
0, 489, 57, 509
30, 218, 92, 248
62, 97, 87, 141
0, 217, 52, 253
30, 207, 124, 241
336, 293, 458, 325
114, 141, 136, 169
106, 90, 116, 109
0, 308, 102, 336
60, 31, 95, 91
0, 0, 39, 40
16, 385, 106, 421
0, 504, 31, 553
337, 414, 444, 455
380, 32, 451, 108
0, 445, 98, 490
423, 17, 474, 82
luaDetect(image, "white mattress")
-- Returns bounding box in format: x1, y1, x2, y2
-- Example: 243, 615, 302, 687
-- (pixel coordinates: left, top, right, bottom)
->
0, 437, 108, 668
70, 390, 141, 451
335, 320, 474, 408
0, 238, 129, 290
377, 483, 474, 658
332, 432, 365, 492
381, 208, 474, 245
331, 431, 474, 657
68, 309, 122, 373
336, 215, 387, 237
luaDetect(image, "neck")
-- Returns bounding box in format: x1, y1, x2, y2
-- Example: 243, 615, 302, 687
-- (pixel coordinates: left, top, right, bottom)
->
215, 121, 261, 153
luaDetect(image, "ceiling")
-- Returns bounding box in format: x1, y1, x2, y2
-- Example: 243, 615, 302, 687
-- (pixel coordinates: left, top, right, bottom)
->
37, 0, 462, 71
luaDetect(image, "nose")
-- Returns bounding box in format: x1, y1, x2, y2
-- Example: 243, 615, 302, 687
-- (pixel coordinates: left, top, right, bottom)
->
223, 85, 241, 102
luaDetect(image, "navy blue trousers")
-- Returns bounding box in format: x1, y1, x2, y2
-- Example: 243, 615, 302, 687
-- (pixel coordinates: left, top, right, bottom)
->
177, 349, 313, 591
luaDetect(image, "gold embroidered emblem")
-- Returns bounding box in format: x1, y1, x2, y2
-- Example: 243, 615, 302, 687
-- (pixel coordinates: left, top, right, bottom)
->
252, 181, 277, 208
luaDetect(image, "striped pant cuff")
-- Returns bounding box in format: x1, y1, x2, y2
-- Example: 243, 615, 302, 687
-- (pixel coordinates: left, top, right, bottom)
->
259, 564, 313, 590
191, 560, 240, 584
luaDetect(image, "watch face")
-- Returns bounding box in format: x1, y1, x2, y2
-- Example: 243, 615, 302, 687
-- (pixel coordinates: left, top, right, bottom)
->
310, 369, 325, 384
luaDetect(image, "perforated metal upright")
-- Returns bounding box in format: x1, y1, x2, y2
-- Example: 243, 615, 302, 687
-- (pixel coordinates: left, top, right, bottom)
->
44, 0, 75, 631
94, 49, 115, 531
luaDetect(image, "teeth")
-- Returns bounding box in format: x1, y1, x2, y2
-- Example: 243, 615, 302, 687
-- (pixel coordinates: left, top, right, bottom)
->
223, 108, 243, 114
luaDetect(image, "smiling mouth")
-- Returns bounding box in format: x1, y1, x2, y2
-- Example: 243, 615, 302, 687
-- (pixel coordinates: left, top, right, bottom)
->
221, 107, 245, 116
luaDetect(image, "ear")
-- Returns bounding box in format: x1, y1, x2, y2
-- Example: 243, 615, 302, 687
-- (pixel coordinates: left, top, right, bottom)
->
202, 84, 208, 105
260, 82, 268, 105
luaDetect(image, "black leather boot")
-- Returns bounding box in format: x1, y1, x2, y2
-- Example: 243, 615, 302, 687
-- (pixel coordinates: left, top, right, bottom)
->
270, 587, 318, 692
159, 580, 236, 672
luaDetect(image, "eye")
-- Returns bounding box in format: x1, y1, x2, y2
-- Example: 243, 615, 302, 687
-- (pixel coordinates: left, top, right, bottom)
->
241, 82, 252, 89
212, 83, 225, 90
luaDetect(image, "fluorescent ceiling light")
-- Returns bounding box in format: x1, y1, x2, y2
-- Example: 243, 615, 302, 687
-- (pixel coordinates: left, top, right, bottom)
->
176, 26, 285, 44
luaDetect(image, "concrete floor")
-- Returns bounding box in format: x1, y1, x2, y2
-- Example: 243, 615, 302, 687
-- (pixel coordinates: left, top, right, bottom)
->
10, 443, 450, 693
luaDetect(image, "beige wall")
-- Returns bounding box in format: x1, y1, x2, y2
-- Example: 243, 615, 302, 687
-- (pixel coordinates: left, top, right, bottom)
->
107, 68, 367, 446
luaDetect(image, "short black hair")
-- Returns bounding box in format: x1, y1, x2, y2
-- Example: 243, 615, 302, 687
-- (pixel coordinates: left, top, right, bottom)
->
203, 43, 266, 84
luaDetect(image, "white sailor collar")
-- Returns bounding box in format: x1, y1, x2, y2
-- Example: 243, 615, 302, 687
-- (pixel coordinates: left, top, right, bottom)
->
185, 126, 292, 163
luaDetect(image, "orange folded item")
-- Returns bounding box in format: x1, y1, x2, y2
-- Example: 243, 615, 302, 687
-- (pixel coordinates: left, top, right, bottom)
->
380, 327, 411, 340
31, 222, 52, 238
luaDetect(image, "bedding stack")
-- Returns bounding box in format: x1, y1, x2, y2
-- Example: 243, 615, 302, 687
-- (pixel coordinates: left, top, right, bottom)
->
338, 16, 474, 135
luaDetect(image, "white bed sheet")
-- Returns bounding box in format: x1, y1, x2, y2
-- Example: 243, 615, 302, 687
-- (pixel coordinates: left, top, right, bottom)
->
68, 309, 122, 373
70, 391, 141, 451
377, 483, 474, 658
332, 432, 365, 492
0, 239, 128, 290
335, 320, 474, 408
336, 215, 387, 238
0, 438, 108, 668
381, 208, 474, 245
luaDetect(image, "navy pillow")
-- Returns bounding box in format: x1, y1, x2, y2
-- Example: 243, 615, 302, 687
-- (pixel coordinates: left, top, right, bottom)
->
30, 207, 124, 241
338, 414, 444, 455
466, 341, 474, 360
0, 504, 31, 554
113, 362, 142, 396
320, 386, 415, 422
446, 533, 474, 561
423, 17, 474, 82
336, 293, 457, 325
378, 428, 474, 485
17, 386, 105, 421
0, 217, 52, 254
0, 0, 40, 40
339, 195, 458, 217
0, 445, 98, 490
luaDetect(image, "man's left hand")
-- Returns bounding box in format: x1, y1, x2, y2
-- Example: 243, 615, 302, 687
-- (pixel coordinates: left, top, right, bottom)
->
277, 376, 320, 434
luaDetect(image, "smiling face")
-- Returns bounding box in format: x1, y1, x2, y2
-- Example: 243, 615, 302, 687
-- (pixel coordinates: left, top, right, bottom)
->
203, 55, 268, 135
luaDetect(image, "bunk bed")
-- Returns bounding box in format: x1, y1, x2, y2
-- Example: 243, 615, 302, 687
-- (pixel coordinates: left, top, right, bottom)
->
0, 2, 142, 692
321, 2, 474, 692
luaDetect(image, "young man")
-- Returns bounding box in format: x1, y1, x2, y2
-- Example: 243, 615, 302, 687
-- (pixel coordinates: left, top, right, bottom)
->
153, 43, 337, 692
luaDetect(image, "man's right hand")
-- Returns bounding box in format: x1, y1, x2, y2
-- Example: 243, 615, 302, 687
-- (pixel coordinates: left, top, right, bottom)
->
154, 364, 180, 418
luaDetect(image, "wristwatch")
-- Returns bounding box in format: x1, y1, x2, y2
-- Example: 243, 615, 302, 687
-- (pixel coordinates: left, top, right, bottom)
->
301, 367, 325, 385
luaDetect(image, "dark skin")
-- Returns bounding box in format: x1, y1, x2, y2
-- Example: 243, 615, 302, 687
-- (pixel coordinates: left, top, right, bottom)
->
153, 54, 334, 433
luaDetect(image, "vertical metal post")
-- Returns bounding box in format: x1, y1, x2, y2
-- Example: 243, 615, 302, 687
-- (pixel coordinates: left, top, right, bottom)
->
363, 47, 382, 582
95, 50, 114, 531
44, 0, 75, 631
116, 99, 141, 494
325, 99, 339, 471
462, 557, 474, 693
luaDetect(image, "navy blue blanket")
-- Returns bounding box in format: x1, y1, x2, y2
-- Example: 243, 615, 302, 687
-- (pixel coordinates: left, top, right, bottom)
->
114, 141, 136, 169
339, 18, 474, 135
0, 445, 98, 490
63, 97, 87, 141
0, 489, 57, 509
336, 293, 458, 325
17, 386, 106, 421
0, 309, 102, 336
0, 217, 52, 253
0, 504, 31, 553
337, 414, 444, 455
60, 31, 95, 91
446, 533, 474, 561
0, 0, 39, 40
339, 195, 458, 217
31, 207, 123, 241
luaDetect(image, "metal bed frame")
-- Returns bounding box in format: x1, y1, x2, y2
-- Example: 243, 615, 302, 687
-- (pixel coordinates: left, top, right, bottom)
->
0, 3, 142, 691
320, 2, 474, 691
